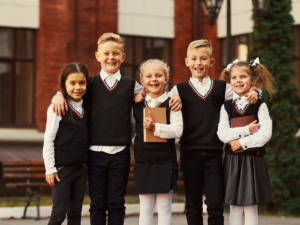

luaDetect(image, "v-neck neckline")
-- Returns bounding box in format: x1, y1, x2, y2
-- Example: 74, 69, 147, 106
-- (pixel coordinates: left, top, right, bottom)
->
188, 80, 214, 100
100, 74, 120, 93
68, 103, 85, 120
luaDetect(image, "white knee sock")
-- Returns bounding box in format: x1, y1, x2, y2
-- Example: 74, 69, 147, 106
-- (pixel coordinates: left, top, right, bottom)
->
156, 190, 173, 225
229, 205, 244, 225
139, 194, 156, 225
244, 205, 258, 225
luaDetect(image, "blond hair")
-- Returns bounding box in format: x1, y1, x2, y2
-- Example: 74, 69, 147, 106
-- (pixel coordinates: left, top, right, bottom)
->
139, 59, 170, 80
97, 33, 124, 51
187, 39, 213, 56
220, 61, 275, 99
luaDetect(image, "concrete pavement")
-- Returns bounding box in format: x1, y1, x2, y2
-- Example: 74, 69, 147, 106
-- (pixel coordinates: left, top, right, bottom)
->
1, 214, 300, 225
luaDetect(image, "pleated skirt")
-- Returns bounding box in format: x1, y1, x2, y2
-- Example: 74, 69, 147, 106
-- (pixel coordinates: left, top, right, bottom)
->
223, 154, 271, 206
134, 162, 178, 194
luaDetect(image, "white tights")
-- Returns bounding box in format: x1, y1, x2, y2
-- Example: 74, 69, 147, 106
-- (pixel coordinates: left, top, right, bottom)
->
139, 190, 173, 225
229, 205, 258, 225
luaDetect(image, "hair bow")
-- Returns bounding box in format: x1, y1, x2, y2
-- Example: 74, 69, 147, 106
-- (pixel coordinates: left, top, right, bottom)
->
249, 57, 260, 67
225, 59, 239, 72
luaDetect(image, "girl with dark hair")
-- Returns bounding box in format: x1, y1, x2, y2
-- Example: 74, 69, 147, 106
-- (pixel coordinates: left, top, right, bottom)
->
43, 62, 89, 225
218, 58, 275, 225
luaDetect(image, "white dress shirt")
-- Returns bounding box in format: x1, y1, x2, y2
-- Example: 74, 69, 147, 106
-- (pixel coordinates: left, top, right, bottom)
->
169, 76, 261, 102
217, 93, 272, 150
43, 100, 84, 175
132, 93, 183, 139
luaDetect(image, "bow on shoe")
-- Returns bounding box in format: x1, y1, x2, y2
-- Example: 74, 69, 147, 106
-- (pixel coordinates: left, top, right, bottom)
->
225, 58, 240, 72
249, 57, 260, 67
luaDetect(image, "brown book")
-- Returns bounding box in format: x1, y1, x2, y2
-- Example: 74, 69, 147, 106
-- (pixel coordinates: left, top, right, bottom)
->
143, 107, 167, 142
230, 115, 259, 154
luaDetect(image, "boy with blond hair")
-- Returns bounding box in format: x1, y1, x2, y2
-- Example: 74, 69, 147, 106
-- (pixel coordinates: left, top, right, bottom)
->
135, 39, 260, 225
52, 33, 181, 225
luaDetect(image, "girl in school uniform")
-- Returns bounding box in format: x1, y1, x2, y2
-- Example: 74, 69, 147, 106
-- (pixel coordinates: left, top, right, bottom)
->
43, 62, 90, 225
132, 59, 183, 225
217, 58, 275, 225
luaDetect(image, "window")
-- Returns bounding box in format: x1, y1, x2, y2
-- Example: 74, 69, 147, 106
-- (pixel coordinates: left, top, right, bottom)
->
120, 35, 171, 83
222, 34, 249, 67
0, 28, 36, 127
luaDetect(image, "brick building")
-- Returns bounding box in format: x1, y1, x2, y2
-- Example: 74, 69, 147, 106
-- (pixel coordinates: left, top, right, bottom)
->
1, 0, 300, 195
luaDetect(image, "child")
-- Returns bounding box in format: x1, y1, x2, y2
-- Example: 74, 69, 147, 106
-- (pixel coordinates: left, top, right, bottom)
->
43, 62, 89, 225
135, 40, 260, 225
217, 58, 274, 225
132, 59, 183, 225
51, 33, 181, 225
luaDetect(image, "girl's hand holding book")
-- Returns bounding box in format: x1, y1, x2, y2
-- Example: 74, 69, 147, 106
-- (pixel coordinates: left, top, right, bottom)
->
46, 173, 60, 187
144, 111, 156, 132
52, 95, 68, 117
229, 139, 242, 151
248, 120, 260, 134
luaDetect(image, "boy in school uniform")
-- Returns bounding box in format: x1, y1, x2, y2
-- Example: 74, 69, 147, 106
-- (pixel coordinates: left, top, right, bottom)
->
51, 33, 181, 225
136, 40, 260, 225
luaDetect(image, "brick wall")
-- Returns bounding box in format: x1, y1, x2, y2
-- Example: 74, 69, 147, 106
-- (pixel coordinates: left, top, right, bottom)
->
170, 0, 222, 87
35, 0, 118, 131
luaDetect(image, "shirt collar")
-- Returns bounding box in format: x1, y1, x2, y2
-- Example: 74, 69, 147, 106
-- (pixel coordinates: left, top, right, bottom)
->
232, 92, 248, 103
190, 76, 211, 86
68, 99, 83, 108
100, 69, 121, 81
145, 93, 168, 104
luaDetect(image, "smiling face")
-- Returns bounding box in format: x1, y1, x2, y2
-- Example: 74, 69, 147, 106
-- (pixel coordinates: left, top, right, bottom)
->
185, 47, 214, 82
230, 66, 254, 97
65, 72, 87, 102
95, 41, 126, 75
141, 63, 168, 99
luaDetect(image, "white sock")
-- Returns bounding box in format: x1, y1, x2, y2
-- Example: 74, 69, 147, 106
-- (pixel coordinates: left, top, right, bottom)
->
229, 205, 244, 225
244, 205, 258, 225
139, 194, 156, 225
156, 190, 173, 225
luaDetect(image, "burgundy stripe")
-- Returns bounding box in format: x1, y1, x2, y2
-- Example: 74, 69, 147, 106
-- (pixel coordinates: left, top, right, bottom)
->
100, 75, 119, 92
69, 107, 84, 120
188, 80, 214, 100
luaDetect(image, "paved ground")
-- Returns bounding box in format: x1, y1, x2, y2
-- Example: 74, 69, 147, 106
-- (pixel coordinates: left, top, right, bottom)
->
1, 214, 300, 225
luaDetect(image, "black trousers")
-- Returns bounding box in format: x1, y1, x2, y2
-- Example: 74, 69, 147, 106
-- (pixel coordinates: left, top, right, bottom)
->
48, 164, 88, 225
180, 150, 224, 225
89, 147, 131, 225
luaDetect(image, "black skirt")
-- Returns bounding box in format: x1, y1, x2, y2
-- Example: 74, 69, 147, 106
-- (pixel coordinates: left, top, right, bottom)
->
134, 162, 178, 194
223, 154, 271, 206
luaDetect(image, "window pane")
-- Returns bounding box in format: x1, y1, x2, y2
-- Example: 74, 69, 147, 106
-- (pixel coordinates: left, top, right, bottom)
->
153, 39, 170, 63
0, 29, 13, 58
122, 36, 133, 64
120, 66, 133, 78
0, 63, 12, 123
135, 37, 151, 64
15, 62, 34, 124
16, 30, 34, 59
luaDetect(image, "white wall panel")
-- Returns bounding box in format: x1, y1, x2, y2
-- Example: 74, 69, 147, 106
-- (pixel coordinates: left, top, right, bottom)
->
0, 0, 39, 28
218, 0, 300, 38
118, 0, 174, 38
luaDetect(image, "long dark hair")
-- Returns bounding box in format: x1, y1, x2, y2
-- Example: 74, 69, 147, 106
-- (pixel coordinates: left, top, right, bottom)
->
58, 62, 89, 102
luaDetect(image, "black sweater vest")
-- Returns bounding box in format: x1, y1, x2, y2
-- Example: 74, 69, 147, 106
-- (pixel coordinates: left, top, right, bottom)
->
177, 80, 226, 151
54, 104, 89, 167
224, 99, 266, 156
133, 98, 176, 164
89, 75, 135, 146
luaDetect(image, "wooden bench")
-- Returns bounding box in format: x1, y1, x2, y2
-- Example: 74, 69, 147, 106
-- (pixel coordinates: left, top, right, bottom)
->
3, 161, 49, 220
127, 160, 184, 188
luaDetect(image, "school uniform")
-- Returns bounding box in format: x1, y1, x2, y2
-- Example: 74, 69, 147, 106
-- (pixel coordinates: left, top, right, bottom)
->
43, 99, 89, 225
132, 93, 183, 194
217, 93, 272, 206
170, 76, 237, 225
87, 70, 143, 225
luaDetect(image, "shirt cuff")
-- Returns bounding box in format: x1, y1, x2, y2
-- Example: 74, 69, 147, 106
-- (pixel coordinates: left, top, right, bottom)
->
153, 123, 161, 137
244, 126, 250, 136
166, 92, 174, 98
256, 89, 262, 98
45, 167, 58, 175
239, 138, 249, 150
234, 127, 247, 139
